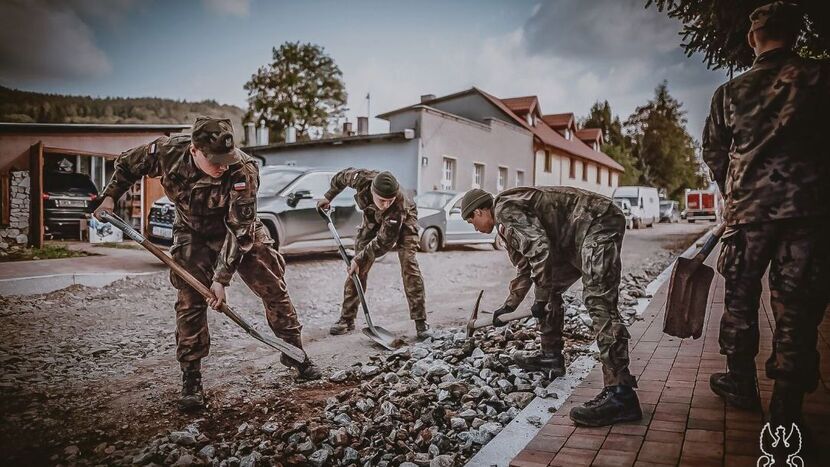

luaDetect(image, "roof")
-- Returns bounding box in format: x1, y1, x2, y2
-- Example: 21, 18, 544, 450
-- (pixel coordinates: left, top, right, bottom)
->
541, 113, 574, 130
576, 128, 603, 144
501, 96, 538, 115
243, 131, 411, 153
0, 122, 190, 133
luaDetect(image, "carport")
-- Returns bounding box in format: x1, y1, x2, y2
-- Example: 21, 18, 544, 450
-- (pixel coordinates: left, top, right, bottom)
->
0, 123, 188, 249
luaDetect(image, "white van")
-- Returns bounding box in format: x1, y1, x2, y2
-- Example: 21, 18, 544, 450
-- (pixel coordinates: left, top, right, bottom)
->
613, 186, 660, 228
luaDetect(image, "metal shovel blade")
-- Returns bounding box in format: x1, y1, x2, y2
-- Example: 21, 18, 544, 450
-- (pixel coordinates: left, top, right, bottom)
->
663, 256, 714, 339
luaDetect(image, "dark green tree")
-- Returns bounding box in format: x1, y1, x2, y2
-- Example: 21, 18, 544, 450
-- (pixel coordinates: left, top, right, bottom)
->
580, 101, 642, 185
625, 81, 706, 199
645, 0, 829, 70
244, 42, 348, 143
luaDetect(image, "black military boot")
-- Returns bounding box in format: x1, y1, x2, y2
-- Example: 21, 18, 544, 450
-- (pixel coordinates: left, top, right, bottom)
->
415, 320, 433, 340
709, 371, 761, 411
512, 350, 566, 377
295, 358, 323, 381
329, 318, 355, 335
569, 385, 642, 427
178, 368, 205, 411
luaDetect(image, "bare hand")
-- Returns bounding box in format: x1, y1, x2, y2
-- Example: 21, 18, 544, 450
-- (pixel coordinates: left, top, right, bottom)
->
93, 196, 115, 221
348, 259, 359, 276
208, 281, 226, 310
316, 197, 331, 212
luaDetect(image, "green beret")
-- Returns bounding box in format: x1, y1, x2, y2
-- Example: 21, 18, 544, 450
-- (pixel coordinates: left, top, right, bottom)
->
371, 171, 399, 198
192, 116, 241, 165
750, 1, 802, 33
461, 188, 494, 219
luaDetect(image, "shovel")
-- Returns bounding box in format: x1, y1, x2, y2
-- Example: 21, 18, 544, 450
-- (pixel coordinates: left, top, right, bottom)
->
663, 223, 727, 339
316, 207, 398, 350
466, 290, 533, 338
99, 212, 307, 362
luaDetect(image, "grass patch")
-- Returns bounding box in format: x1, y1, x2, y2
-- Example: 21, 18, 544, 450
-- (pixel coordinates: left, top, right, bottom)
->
94, 242, 143, 250
1, 245, 92, 262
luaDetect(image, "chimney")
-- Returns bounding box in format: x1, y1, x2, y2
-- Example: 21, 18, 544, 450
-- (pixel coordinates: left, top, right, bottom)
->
284, 126, 296, 144
343, 121, 353, 136
245, 122, 256, 146
357, 117, 369, 135
256, 123, 269, 145
420, 94, 436, 103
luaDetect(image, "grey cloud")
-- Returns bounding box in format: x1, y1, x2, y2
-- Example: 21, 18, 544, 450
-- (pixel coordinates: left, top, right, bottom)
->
203, 0, 250, 17
0, 0, 114, 85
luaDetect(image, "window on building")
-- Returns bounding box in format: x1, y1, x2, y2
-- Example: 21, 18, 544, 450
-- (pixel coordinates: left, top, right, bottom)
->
596, 166, 602, 184
473, 163, 485, 189
607, 170, 612, 186
442, 157, 456, 190
565, 129, 571, 140
569, 158, 575, 179
516, 170, 525, 187
582, 161, 588, 181
544, 151, 552, 173
497, 167, 507, 191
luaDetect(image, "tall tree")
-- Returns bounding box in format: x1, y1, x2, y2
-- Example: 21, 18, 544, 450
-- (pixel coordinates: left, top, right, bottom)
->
581, 101, 641, 185
244, 42, 347, 143
645, 0, 828, 70
625, 81, 706, 198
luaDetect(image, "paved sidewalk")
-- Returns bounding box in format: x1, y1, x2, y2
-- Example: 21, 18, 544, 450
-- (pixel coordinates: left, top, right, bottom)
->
0, 243, 165, 296
510, 249, 830, 466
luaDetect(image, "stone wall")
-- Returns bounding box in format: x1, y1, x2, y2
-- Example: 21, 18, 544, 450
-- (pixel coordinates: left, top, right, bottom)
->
0, 170, 30, 252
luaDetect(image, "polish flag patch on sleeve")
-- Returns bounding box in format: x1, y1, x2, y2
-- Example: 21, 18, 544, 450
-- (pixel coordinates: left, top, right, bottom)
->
233, 182, 247, 191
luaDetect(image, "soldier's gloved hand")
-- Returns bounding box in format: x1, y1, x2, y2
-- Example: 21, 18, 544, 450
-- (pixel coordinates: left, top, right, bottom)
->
493, 305, 515, 327
531, 301, 548, 319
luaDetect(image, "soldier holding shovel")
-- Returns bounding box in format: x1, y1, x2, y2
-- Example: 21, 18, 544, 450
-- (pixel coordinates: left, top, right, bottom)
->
94, 117, 321, 411
461, 186, 641, 426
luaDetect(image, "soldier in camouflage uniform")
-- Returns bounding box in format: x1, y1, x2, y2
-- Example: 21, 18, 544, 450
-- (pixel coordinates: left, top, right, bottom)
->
94, 117, 321, 411
702, 2, 829, 432
317, 169, 432, 339
461, 186, 641, 427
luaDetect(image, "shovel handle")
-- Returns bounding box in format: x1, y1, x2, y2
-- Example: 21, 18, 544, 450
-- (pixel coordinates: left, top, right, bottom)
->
695, 223, 727, 260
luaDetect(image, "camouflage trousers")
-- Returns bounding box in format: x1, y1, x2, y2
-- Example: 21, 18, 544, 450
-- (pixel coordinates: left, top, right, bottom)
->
340, 230, 426, 322
539, 210, 636, 387
170, 224, 304, 370
717, 218, 829, 391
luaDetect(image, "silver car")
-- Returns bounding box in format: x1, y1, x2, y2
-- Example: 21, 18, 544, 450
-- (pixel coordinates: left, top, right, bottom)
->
415, 191, 502, 252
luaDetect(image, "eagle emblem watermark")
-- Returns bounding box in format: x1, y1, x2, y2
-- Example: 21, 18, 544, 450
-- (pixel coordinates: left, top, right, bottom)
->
758, 422, 803, 467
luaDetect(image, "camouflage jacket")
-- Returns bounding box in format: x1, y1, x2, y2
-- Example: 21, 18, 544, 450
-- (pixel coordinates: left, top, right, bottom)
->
495, 186, 615, 309
323, 168, 419, 266
703, 48, 830, 225
102, 135, 261, 286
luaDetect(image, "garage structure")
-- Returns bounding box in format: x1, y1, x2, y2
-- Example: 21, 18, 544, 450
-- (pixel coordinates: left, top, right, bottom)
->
0, 123, 188, 249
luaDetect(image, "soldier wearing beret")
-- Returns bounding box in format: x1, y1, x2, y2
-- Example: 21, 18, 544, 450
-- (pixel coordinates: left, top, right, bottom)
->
703, 1, 830, 434
317, 169, 432, 339
94, 117, 321, 411
461, 186, 640, 426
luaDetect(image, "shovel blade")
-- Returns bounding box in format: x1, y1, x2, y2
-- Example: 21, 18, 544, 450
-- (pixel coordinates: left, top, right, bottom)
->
361, 327, 399, 350
663, 257, 715, 339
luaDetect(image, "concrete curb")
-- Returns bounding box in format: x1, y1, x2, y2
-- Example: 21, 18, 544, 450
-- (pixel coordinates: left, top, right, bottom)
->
0, 271, 160, 296
465, 227, 714, 467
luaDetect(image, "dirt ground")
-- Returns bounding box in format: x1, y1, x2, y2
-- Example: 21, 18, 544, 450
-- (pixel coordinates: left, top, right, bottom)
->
0, 222, 710, 465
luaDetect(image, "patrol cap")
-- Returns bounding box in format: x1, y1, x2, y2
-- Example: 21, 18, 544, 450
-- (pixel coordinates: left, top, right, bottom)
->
371, 171, 400, 198
191, 116, 241, 165
749, 1, 802, 34
461, 188, 494, 219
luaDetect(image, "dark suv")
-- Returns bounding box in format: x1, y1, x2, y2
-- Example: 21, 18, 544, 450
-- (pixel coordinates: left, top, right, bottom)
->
147, 166, 362, 252
43, 172, 99, 239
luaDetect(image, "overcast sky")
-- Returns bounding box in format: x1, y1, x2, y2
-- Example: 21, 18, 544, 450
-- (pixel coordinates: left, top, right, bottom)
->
0, 0, 729, 139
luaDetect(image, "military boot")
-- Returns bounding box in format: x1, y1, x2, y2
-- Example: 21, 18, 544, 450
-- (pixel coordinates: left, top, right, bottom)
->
512, 350, 566, 377
415, 320, 433, 340
295, 358, 323, 381
329, 318, 355, 335
178, 368, 205, 411
569, 385, 642, 427
709, 371, 761, 411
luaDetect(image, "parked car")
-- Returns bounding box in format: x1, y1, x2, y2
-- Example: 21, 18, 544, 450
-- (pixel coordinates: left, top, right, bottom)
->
613, 186, 660, 229
148, 196, 175, 244
415, 191, 500, 252
612, 198, 634, 229
659, 200, 681, 223
43, 171, 99, 239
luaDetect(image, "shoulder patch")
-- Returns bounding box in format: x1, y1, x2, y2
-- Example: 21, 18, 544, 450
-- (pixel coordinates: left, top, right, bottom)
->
233, 182, 247, 191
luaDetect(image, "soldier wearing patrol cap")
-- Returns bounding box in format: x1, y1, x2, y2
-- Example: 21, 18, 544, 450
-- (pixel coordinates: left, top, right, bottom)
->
703, 1, 829, 436
461, 186, 641, 427
317, 168, 432, 340
94, 116, 321, 411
